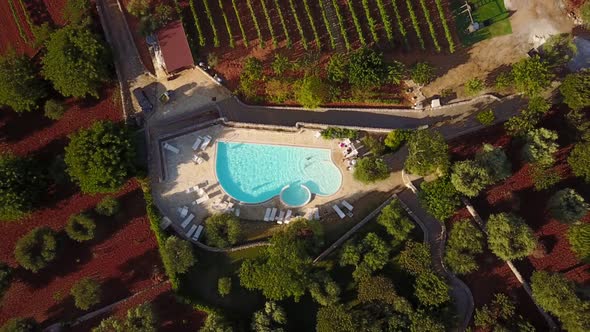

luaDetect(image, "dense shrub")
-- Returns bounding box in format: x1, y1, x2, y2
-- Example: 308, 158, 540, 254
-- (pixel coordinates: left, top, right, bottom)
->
511, 55, 551, 96
397, 240, 431, 275
474, 293, 534, 331
218, 277, 231, 297
320, 127, 359, 140
361, 135, 386, 156
384, 129, 409, 151
387, 61, 406, 85
560, 71, 590, 110
327, 53, 348, 83
405, 130, 449, 176
64, 0, 92, 24
451, 160, 491, 197
265, 79, 292, 103
419, 176, 461, 221
348, 48, 386, 88
340, 233, 390, 280
43, 99, 66, 120
0, 154, 45, 221
251, 301, 287, 332
309, 273, 340, 306
465, 78, 485, 96
70, 278, 101, 310
65, 214, 96, 242
415, 272, 450, 306
271, 54, 290, 75
377, 200, 415, 243
0, 318, 40, 332
522, 128, 558, 166
530, 163, 562, 191
568, 141, 590, 183
411, 62, 435, 85
487, 213, 537, 261
357, 275, 401, 306
353, 157, 389, 184
239, 57, 263, 99
475, 144, 512, 182
0, 52, 47, 113
548, 188, 588, 224
204, 213, 241, 248
567, 223, 590, 261
316, 305, 355, 332
444, 219, 484, 274
95, 196, 120, 217
65, 121, 135, 193
476, 109, 495, 126
14, 227, 59, 272
162, 236, 196, 275
543, 33, 577, 67
296, 76, 331, 109
0, 262, 12, 300
93, 302, 157, 332
495, 71, 513, 91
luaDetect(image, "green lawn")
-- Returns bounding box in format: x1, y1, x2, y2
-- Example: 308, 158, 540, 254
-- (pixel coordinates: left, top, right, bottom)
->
453, 0, 512, 46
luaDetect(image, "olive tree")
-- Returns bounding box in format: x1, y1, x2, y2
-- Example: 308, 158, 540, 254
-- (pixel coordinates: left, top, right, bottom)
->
560, 71, 590, 110
405, 130, 450, 176
377, 200, 415, 243
251, 301, 287, 332
415, 272, 450, 307
0, 154, 45, 221
161, 236, 196, 275
14, 227, 59, 272
568, 141, 590, 183
547, 188, 588, 224
444, 219, 484, 274
475, 144, 512, 182
487, 213, 537, 261
65, 214, 96, 242
450, 160, 491, 197
204, 213, 242, 248
522, 128, 558, 166
567, 223, 590, 261
218, 277, 231, 297
511, 55, 551, 96
340, 233, 390, 280
0, 52, 47, 113
347, 48, 386, 87
419, 176, 461, 221
353, 157, 389, 183
70, 277, 101, 310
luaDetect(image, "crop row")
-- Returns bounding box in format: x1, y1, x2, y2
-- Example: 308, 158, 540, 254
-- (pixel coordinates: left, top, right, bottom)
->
302, 0, 321, 50
260, 0, 278, 47
231, 0, 248, 47
418, 0, 441, 52
17, 0, 35, 43
288, 0, 308, 50
273, 0, 292, 48
434, 0, 455, 53
189, 0, 206, 46
346, 0, 366, 46
405, 0, 425, 49
331, 0, 351, 50
317, 0, 336, 49
7, 0, 30, 45
362, 0, 379, 43
217, 0, 234, 48
376, 0, 394, 41
246, 0, 265, 48
390, 0, 409, 46
201, 0, 219, 47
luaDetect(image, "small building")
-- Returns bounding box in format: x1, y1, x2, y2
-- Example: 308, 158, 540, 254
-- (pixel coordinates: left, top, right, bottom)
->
156, 21, 194, 74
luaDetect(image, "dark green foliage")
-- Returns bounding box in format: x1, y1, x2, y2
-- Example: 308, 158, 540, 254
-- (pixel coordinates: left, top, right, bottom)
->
320, 127, 359, 139
64, 0, 91, 24
476, 109, 495, 126
405, 130, 450, 176
0, 262, 12, 300
93, 302, 157, 332
316, 305, 355, 332
200, 313, 232, 332
475, 144, 512, 182
204, 213, 241, 248
327, 53, 348, 83
378, 200, 415, 243
504, 96, 551, 136
511, 55, 551, 96
495, 71, 513, 91
353, 157, 389, 184
309, 273, 340, 306
14, 227, 59, 272
444, 219, 484, 274
397, 240, 431, 275
95, 196, 120, 216
450, 160, 491, 197
530, 163, 562, 191
43, 99, 66, 120
522, 128, 558, 166
361, 135, 386, 156
218, 277, 231, 297
0, 52, 47, 113
565, 109, 590, 142
419, 176, 461, 221
296, 76, 331, 109
548, 188, 588, 224
0, 318, 40, 332
239, 57, 263, 99
569, 141, 590, 183
411, 62, 435, 85
560, 71, 590, 110
251, 301, 287, 332
409, 311, 445, 332
387, 61, 406, 85
474, 293, 533, 331
357, 275, 401, 306
0, 154, 45, 221
162, 236, 196, 275
348, 48, 386, 88
384, 129, 410, 152
64, 121, 135, 194
70, 277, 101, 310
414, 272, 450, 307
65, 214, 96, 242
568, 223, 590, 261
42, 25, 109, 98
543, 33, 577, 67
486, 213, 537, 261
531, 271, 590, 332
340, 233, 390, 280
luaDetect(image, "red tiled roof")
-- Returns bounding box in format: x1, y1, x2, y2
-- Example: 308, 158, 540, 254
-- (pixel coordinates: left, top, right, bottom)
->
157, 21, 194, 73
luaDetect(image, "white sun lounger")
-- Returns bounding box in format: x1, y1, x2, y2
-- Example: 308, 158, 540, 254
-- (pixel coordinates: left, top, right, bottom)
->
163, 142, 179, 154
332, 205, 346, 219
160, 216, 172, 230
186, 224, 197, 238
234, 208, 240, 217
313, 207, 320, 220
181, 214, 195, 228
284, 210, 292, 221
192, 155, 204, 164
194, 194, 209, 205
342, 200, 354, 211
276, 210, 285, 222
192, 225, 204, 241
200, 135, 212, 150
178, 206, 189, 218
269, 208, 278, 221
314, 131, 322, 139
263, 208, 272, 221
192, 137, 203, 151
186, 185, 199, 194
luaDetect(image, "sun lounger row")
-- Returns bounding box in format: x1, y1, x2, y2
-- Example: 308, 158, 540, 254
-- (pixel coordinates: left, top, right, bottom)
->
192, 135, 213, 151
333, 200, 354, 220
163, 142, 180, 154
263, 208, 294, 224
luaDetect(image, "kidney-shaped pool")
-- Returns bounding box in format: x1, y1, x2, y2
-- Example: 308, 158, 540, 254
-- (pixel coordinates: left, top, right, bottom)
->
215, 141, 342, 205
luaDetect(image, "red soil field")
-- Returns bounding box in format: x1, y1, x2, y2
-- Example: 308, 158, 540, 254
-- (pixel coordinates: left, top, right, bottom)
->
0, 0, 36, 56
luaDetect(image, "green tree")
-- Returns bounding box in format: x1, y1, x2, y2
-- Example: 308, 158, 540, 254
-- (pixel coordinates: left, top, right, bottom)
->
530, 162, 562, 191
0, 262, 12, 300
65, 214, 96, 242
560, 71, 590, 110
565, 109, 590, 142
95, 196, 120, 216
475, 144, 512, 182
405, 130, 450, 176
316, 305, 356, 332
504, 96, 551, 136
125, 303, 157, 332
411, 62, 435, 85
0, 318, 40, 332
353, 157, 389, 184
409, 311, 445, 332
348, 48, 386, 87
384, 129, 409, 152
200, 313, 233, 332
43, 25, 109, 98
444, 219, 484, 274
271, 54, 291, 75
357, 275, 401, 306
511, 55, 552, 96
218, 277, 231, 297
487, 213, 537, 261
64, 121, 135, 193
522, 128, 559, 166
419, 176, 461, 221
327, 53, 348, 83
70, 277, 101, 310
340, 233, 390, 280
251, 301, 287, 332
0, 52, 47, 113
43, 99, 66, 120
568, 223, 590, 261
473, 293, 533, 331
450, 160, 491, 197
204, 213, 242, 248
465, 78, 484, 96
308, 273, 340, 306
14, 227, 59, 272
162, 236, 196, 275
397, 240, 431, 275
548, 188, 588, 224
296, 76, 330, 109
377, 200, 415, 243
414, 271, 450, 307
476, 109, 495, 126
531, 271, 590, 332
0, 154, 45, 220
64, 0, 91, 24
569, 141, 590, 183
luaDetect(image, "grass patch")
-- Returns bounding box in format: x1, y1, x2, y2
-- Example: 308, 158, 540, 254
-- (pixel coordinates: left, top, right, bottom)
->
453, 0, 512, 46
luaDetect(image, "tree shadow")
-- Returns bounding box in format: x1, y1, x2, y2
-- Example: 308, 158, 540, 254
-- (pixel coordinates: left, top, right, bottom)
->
26, 0, 55, 27
0, 108, 54, 144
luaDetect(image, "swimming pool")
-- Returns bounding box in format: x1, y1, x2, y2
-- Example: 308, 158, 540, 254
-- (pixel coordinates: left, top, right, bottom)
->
215, 142, 342, 205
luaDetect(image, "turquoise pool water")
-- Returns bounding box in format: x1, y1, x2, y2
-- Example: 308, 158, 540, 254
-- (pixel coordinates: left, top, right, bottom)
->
216, 142, 342, 205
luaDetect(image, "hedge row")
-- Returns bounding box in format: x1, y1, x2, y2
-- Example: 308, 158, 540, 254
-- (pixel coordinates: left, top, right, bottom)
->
346, 0, 366, 46
434, 0, 455, 53
288, 0, 308, 50
189, 0, 206, 46
361, 0, 379, 43
246, 0, 265, 48
405, 0, 425, 50
201, 0, 219, 47
217, 0, 234, 48
273, 0, 292, 48
391, 0, 409, 47
331, 0, 351, 50
418, 0, 441, 52
260, 0, 278, 48
302, 0, 321, 50
376, 0, 394, 41
7, 0, 29, 45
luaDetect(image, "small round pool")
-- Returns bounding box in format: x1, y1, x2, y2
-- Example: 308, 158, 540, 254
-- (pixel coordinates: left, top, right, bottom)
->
280, 184, 312, 207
